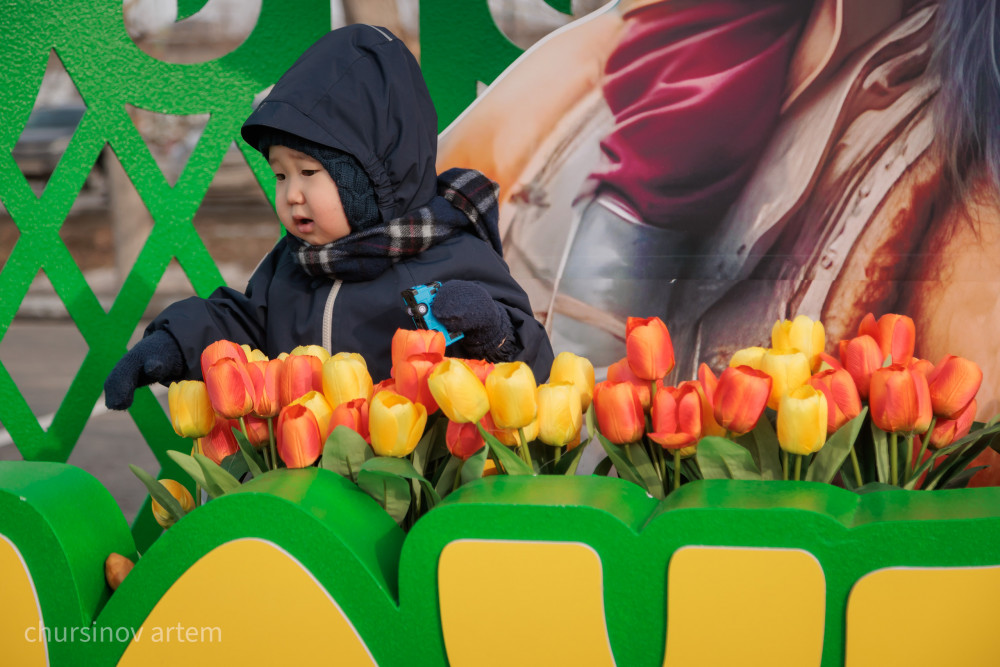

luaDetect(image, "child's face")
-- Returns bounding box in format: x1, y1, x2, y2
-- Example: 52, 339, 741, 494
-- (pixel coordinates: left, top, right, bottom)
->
268, 145, 352, 246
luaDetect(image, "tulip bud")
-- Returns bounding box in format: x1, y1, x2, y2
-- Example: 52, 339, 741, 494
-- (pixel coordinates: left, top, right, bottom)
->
104, 553, 134, 591
322, 354, 374, 410
151, 479, 195, 529
649, 383, 703, 450
240, 345, 268, 363
549, 352, 595, 411
840, 335, 882, 399
772, 315, 826, 372
607, 358, 651, 410
446, 420, 485, 461
289, 390, 334, 440
247, 358, 283, 418
369, 391, 428, 457
760, 349, 811, 410
167, 380, 215, 439
486, 361, 538, 430
460, 358, 495, 384
536, 382, 583, 447
483, 459, 499, 476
777, 385, 828, 455
593, 380, 644, 445
869, 364, 933, 434
859, 312, 915, 366
204, 357, 255, 419
729, 346, 768, 371
625, 316, 675, 380
929, 399, 977, 449
713, 366, 772, 436
808, 368, 862, 433
391, 328, 446, 369
926, 355, 982, 420
279, 353, 323, 406
329, 397, 370, 442
197, 417, 241, 464
290, 344, 331, 363
276, 404, 323, 468
200, 340, 248, 383
393, 353, 440, 414
372, 377, 397, 396
428, 358, 490, 423
243, 415, 271, 447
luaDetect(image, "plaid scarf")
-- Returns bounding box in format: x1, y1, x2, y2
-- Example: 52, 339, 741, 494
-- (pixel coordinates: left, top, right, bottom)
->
291, 168, 502, 282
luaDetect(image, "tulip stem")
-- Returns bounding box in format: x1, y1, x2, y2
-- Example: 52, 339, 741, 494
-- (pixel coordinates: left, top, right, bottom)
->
673, 450, 682, 492
268, 417, 278, 472
904, 434, 914, 482
782, 450, 789, 481
518, 428, 534, 470
914, 427, 932, 484
889, 432, 899, 486
554, 447, 562, 466
453, 459, 465, 492
794, 455, 802, 482
191, 442, 202, 508
849, 447, 863, 487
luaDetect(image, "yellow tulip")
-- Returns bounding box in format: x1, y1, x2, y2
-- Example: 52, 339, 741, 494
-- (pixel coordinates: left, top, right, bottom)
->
322, 354, 373, 409
427, 358, 490, 423
771, 315, 825, 371
777, 385, 828, 456
486, 361, 537, 430
536, 382, 583, 447
548, 351, 595, 411
290, 344, 331, 363
240, 344, 269, 363
151, 479, 195, 529
729, 346, 767, 371
289, 390, 334, 440
167, 380, 215, 439
759, 349, 812, 410
369, 391, 427, 457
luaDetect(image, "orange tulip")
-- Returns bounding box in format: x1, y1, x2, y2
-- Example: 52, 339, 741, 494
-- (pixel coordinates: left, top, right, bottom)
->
243, 415, 271, 447
858, 312, 915, 366
279, 353, 323, 406
446, 419, 485, 461
607, 358, 651, 410
200, 339, 247, 382
167, 380, 215, 439
372, 377, 397, 396
197, 417, 240, 464
840, 335, 882, 399
151, 479, 195, 529
247, 358, 283, 418
869, 364, 933, 434
391, 328, 446, 370
593, 380, 644, 445
625, 316, 675, 381
688, 376, 726, 438
929, 399, 977, 450
461, 358, 495, 384
713, 365, 772, 436
808, 368, 862, 433
204, 357, 255, 419
289, 390, 333, 440
648, 383, 703, 450
394, 353, 440, 414
926, 355, 982, 420
549, 351, 595, 411
369, 391, 427, 457
276, 403, 323, 468
759, 349, 811, 410
329, 397, 370, 442
908, 357, 935, 379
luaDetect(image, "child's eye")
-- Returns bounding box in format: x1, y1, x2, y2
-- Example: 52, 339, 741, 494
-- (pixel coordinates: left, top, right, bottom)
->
301, 169, 318, 176
273, 173, 285, 182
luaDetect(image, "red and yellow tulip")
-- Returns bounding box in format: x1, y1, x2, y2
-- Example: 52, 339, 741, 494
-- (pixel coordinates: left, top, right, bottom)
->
625, 316, 675, 381
200, 339, 247, 383
607, 357, 651, 410
929, 399, 977, 450
648, 382, 703, 450
204, 357, 255, 419
247, 358, 283, 418
593, 380, 644, 445
869, 364, 933, 434
151, 479, 195, 529
713, 365, 772, 436
276, 403, 323, 468
839, 335, 882, 399
926, 355, 982, 420
391, 328, 445, 369
808, 368, 862, 433
288, 390, 333, 440
393, 353, 440, 414
446, 420, 485, 461
329, 397, 370, 442
197, 417, 240, 464
279, 352, 323, 406
858, 312, 915, 366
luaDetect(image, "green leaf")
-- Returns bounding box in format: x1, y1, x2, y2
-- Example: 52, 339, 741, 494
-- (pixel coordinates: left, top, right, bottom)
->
903, 440, 962, 490
696, 437, 761, 480
681, 457, 702, 481
361, 456, 442, 507
166, 450, 213, 495
129, 464, 187, 522
357, 470, 411, 524
461, 446, 489, 485
806, 408, 868, 484
320, 425, 373, 483
746, 413, 783, 480
219, 451, 250, 481
477, 424, 534, 476
555, 438, 590, 475
940, 466, 988, 489
922, 425, 1000, 490
411, 416, 448, 477
433, 455, 464, 498
231, 427, 265, 478
871, 422, 890, 484
627, 443, 664, 499
594, 432, 647, 490
193, 453, 243, 496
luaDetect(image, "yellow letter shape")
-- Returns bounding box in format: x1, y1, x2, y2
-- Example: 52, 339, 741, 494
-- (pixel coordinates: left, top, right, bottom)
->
439, 540, 617, 667
846, 564, 1000, 666
664, 546, 826, 666
0, 534, 48, 666
118, 538, 376, 665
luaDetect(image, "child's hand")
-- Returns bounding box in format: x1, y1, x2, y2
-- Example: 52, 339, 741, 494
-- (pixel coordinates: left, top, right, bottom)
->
431, 280, 516, 360
104, 331, 185, 410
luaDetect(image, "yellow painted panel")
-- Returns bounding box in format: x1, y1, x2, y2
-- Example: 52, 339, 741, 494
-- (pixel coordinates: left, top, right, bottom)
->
118, 539, 376, 666
846, 565, 1000, 667
439, 540, 616, 667
664, 546, 825, 667
0, 534, 48, 666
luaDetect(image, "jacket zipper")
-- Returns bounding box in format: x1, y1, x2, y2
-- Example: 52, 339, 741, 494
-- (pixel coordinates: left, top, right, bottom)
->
323, 279, 343, 353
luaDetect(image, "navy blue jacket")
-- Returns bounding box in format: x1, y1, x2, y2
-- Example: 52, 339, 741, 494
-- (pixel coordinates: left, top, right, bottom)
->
147, 25, 553, 382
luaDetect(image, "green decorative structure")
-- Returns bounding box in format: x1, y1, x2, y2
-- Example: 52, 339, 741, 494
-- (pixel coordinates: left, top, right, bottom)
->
0, 0, 546, 548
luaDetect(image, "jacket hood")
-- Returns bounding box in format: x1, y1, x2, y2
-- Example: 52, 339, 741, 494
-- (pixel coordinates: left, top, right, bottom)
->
242, 25, 439, 222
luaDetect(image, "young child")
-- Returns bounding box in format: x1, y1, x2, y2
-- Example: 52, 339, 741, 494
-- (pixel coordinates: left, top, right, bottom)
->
104, 25, 554, 409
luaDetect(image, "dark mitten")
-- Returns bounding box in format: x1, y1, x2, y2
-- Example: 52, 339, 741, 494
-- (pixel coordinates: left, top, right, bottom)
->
431, 280, 519, 361
104, 330, 185, 410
